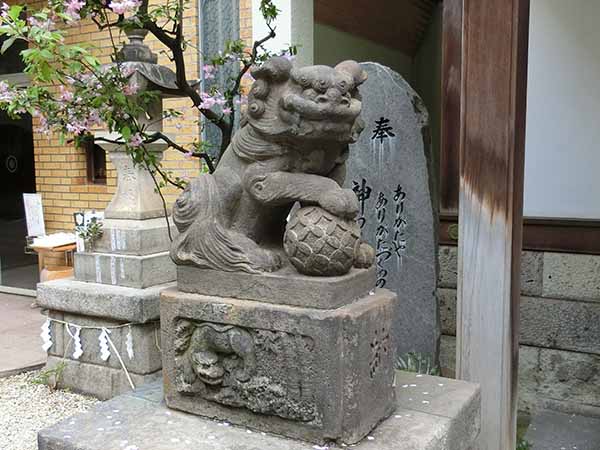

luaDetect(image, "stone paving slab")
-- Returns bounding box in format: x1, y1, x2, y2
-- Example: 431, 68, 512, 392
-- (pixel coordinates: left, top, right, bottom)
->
524, 409, 600, 450
38, 372, 480, 450
0, 293, 46, 377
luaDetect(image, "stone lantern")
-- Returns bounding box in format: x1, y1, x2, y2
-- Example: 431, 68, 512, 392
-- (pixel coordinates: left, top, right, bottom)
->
36, 29, 185, 399
99, 28, 177, 221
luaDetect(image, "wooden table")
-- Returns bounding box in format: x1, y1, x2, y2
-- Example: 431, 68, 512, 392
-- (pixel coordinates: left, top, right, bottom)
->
30, 243, 77, 282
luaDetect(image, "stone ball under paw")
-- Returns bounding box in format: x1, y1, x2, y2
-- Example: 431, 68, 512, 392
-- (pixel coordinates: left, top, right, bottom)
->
284, 206, 361, 276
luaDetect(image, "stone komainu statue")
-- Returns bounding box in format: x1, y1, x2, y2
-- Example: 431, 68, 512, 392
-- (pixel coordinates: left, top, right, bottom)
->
171, 57, 375, 276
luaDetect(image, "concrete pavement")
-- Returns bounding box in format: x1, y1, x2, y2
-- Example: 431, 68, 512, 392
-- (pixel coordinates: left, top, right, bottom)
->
0, 293, 46, 377
525, 409, 600, 450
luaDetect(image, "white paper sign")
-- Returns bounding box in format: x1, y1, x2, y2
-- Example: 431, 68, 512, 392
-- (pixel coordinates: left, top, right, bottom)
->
23, 193, 45, 237
74, 210, 105, 252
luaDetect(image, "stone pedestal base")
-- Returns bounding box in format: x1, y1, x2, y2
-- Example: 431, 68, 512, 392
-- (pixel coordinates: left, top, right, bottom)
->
46, 355, 162, 400
95, 217, 174, 256
37, 279, 173, 399
74, 252, 175, 289
73, 217, 176, 289
160, 287, 397, 445
38, 373, 481, 450
177, 266, 375, 309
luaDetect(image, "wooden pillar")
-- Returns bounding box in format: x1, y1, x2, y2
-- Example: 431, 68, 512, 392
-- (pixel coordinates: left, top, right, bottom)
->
456, 1, 530, 449
440, 0, 462, 214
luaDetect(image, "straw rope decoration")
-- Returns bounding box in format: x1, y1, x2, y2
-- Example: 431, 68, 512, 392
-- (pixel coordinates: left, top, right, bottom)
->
40, 317, 160, 391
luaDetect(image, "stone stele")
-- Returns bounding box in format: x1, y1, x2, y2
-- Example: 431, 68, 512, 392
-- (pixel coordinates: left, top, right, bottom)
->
345, 62, 440, 361
162, 57, 399, 445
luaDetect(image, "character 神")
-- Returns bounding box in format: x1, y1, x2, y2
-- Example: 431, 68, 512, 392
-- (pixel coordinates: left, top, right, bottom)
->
171, 57, 375, 275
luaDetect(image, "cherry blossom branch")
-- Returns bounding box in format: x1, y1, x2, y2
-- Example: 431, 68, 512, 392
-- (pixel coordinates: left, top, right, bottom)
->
143, 157, 173, 241
94, 132, 215, 174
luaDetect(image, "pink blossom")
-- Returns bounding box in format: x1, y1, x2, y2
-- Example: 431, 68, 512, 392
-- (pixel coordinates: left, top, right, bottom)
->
123, 80, 139, 96
28, 16, 55, 29
222, 107, 232, 115
280, 50, 295, 62
1, 2, 9, 20
129, 132, 143, 147
200, 90, 226, 108
0, 80, 15, 102
119, 64, 135, 78
64, 0, 85, 20
202, 64, 216, 80
224, 53, 238, 63
183, 150, 194, 159
86, 109, 101, 127
66, 120, 87, 135
81, 73, 102, 89
200, 91, 217, 109
58, 85, 74, 102
234, 95, 248, 106
108, 0, 141, 16
33, 111, 51, 134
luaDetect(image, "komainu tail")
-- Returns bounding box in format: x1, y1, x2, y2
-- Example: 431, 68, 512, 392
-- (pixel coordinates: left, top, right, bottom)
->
170, 175, 266, 274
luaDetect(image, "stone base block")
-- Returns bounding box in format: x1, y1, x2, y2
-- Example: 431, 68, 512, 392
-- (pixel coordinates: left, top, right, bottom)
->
38, 374, 480, 450
95, 217, 174, 256
177, 265, 375, 309
37, 278, 173, 323
47, 311, 162, 376
45, 355, 162, 400
74, 251, 175, 288
161, 287, 397, 444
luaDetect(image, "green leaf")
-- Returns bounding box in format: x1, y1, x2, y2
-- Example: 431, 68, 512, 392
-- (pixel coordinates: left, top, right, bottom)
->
121, 126, 131, 140
1, 36, 16, 54
39, 49, 53, 60
38, 63, 54, 82
8, 5, 24, 21
83, 55, 99, 67
20, 48, 36, 61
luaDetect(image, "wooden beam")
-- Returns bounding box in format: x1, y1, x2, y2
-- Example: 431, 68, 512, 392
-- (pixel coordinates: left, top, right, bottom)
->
440, 215, 600, 255
456, 0, 530, 449
314, 0, 437, 56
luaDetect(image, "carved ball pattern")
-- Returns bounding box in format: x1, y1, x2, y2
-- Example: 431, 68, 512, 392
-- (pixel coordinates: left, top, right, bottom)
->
284, 206, 360, 276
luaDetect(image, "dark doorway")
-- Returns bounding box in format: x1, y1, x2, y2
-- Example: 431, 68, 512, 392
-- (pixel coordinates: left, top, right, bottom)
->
0, 111, 39, 290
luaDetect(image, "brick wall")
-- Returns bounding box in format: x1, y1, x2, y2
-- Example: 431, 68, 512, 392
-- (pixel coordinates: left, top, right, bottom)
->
26, 0, 255, 234
437, 245, 600, 417
240, 0, 252, 44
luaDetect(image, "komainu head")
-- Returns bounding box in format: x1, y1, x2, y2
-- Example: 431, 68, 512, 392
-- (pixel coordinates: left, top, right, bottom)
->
246, 57, 368, 143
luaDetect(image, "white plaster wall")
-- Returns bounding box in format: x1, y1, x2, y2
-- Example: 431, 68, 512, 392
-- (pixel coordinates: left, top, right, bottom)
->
252, 0, 313, 67
525, 0, 600, 218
